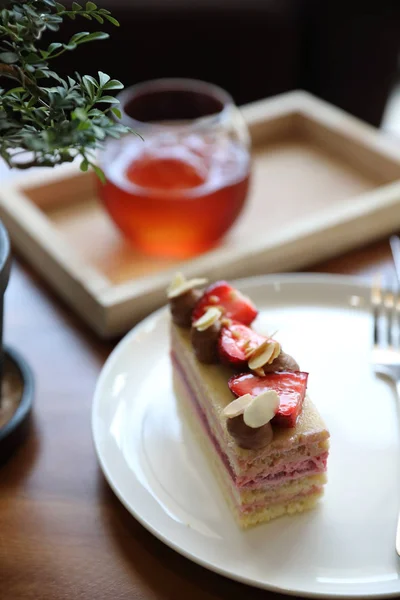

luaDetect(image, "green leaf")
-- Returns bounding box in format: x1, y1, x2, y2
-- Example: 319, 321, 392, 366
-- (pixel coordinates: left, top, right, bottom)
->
77, 31, 109, 43
48, 42, 63, 53
69, 32, 89, 43
92, 14, 103, 24
0, 52, 18, 64
77, 120, 91, 130
63, 42, 77, 51
72, 108, 87, 121
92, 124, 106, 139
42, 70, 65, 84
117, 124, 133, 135
6, 87, 25, 95
55, 2, 65, 12
34, 69, 48, 80
23, 4, 38, 18
24, 52, 44, 64
103, 79, 124, 91
85, 75, 98, 86
81, 14, 92, 20
72, 2, 82, 10
111, 107, 122, 119
47, 22, 61, 31
80, 158, 89, 172
82, 75, 95, 99
97, 96, 119, 104
98, 71, 110, 87
104, 15, 120, 26
86, 1, 97, 10
104, 129, 121, 139
91, 163, 106, 184
47, 14, 63, 23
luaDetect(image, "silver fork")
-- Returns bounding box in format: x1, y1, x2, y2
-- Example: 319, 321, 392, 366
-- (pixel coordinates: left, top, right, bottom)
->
371, 278, 400, 555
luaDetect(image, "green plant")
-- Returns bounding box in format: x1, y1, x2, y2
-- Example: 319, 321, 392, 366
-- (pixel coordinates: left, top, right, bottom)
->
0, 0, 130, 179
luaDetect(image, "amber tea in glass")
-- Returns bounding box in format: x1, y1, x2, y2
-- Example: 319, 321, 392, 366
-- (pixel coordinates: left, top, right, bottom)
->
98, 79, 251, 258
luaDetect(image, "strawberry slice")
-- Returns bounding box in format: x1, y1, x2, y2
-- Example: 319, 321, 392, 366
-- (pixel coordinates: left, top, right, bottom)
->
192, 281, 258, 326
228, 371, 308, 428
218, 321, 266, 368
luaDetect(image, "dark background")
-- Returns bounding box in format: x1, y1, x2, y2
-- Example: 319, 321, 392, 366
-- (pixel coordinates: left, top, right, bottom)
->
51, 0, 400, 128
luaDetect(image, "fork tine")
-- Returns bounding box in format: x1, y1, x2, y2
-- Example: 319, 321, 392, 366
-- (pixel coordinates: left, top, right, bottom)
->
385, 288, 395, 347
396, 294, 400, 344
372, 276, 382, 346
394, 287, 400, 349
373, 302, 380, 346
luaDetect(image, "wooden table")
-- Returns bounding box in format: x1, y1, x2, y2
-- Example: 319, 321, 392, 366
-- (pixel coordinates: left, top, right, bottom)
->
0, 239, 396, 600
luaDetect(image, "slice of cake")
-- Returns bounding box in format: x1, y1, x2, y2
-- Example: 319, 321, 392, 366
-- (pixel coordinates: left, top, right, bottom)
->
168, 274, 329, 528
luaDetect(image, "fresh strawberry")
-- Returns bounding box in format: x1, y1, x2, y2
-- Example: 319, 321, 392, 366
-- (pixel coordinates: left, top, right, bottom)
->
228, 371, 308, 428
218, 322, 266, 368
192, 281, 258, 326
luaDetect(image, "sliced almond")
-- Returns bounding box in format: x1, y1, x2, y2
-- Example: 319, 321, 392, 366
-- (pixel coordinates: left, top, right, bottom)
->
168, 272, 185, 293
243, 390, 280, 428
244, 344, 257, 360
271, 342, 280, 362
248, 339, 281, 370
222, 394, 253, 419
193, 307, 222, 331
167, 272, 208, 299
253, 367, 265, 377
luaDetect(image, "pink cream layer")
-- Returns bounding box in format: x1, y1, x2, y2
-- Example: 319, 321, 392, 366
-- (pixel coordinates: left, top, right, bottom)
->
238, 454, 328, 488
173, 353, 327, 490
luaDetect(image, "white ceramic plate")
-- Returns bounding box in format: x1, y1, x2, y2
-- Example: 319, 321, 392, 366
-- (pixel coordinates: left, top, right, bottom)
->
92, 274, 400, 598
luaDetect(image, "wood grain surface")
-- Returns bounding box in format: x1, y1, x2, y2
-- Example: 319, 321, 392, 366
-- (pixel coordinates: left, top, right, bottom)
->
0, 237, 396, 600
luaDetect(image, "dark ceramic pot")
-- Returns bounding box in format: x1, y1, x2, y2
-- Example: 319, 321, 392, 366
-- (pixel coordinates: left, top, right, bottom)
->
0, 222, 12, 382
0, 222, 34, 463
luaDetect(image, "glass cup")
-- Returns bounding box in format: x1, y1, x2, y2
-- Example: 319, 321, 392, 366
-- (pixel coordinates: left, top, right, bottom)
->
98, 78, 251, 258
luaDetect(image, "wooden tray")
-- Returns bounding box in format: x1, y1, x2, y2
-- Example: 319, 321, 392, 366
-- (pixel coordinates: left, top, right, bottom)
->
1, 90, 400, 338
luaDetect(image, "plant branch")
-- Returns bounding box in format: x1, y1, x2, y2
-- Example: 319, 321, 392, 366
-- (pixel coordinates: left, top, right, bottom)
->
0, 62, 46, 98
0, 63, 19, 81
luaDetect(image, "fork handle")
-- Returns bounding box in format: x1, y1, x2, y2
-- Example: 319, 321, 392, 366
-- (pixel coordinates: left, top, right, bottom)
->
395, 380, 400, 556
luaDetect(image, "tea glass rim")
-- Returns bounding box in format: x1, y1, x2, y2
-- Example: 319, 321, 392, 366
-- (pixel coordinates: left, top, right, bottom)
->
116, 77, 236, 133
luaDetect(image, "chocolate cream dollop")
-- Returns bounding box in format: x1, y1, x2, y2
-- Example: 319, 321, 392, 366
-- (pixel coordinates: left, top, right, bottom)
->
190, 307, 222, 363
261, 351, 299, 373
224, 389, 279, 449
227, 416, 274, 450
191, 320, 220, 363
169, 289, 201, 328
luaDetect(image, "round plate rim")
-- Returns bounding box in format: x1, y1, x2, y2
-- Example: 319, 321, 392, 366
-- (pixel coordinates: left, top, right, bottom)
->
92, 272, 398, 600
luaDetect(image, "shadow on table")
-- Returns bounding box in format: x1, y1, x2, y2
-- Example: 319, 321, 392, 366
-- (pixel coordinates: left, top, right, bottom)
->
97, 470, 291, 600
0, 415, 40, 480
